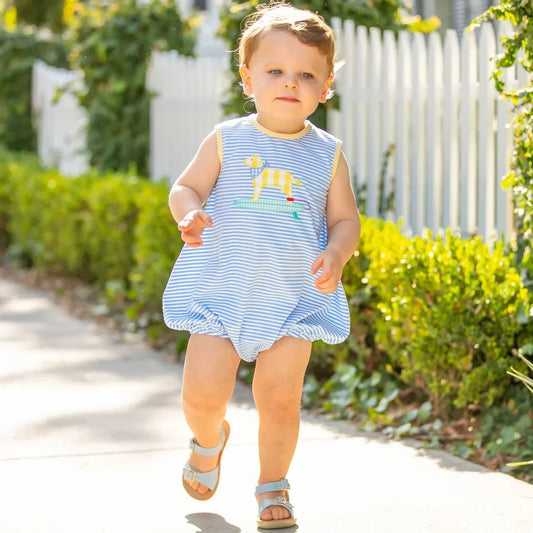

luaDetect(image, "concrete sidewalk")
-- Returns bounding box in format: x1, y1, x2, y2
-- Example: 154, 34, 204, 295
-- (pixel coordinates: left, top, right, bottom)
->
1, 277, 532, 533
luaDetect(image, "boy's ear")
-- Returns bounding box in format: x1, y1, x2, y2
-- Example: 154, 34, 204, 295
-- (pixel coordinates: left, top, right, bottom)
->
319, 75, 334, 104
239, 65, 253, 95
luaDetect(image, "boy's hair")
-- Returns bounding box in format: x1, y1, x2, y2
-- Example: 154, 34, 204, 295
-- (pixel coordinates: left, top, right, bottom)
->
238, 2, 336, 75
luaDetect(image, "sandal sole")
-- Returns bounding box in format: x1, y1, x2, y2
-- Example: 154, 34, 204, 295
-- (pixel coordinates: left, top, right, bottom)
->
257, 517, 298, 530
182, 419, 231, 501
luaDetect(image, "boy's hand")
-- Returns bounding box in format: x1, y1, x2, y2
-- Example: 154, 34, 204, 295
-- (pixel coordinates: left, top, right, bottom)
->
177, 209, 213, 248
310, 248, 343, 294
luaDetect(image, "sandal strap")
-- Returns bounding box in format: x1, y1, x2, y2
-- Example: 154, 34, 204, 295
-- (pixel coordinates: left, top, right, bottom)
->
255, 478, 291, 496
257, 496, 295, 519
182, 463, 220, 491
189, 426, 226, 456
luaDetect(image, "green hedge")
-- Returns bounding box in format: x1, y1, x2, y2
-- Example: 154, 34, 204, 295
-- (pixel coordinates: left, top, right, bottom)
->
306, 217, 531, 423
0, 151, 180, 316
1, 152, 530, 417
360, 218, 530, 412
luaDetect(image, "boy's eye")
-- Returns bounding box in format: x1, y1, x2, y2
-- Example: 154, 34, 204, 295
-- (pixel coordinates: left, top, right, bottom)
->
269, 69, 282, 75
302, 72, 314, 79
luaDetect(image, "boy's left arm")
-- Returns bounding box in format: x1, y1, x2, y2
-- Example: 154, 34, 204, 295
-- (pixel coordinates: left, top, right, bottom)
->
311, 152, 361, 294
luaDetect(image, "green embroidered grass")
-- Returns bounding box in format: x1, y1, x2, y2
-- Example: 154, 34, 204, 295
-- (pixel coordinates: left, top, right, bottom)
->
234, 198, 308, 219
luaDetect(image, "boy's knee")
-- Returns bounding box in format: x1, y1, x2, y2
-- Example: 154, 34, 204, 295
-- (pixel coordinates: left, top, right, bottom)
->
254, 383, 302, 418
182, 384, 228, 413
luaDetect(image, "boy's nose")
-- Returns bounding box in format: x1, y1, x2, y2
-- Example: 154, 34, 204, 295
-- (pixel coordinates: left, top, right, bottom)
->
283, 76, 297, 89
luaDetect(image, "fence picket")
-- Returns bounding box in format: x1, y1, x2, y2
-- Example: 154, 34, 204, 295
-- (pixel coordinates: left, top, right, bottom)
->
395, 31, 412, 233
353, 24, 368, 190
381, 30, 397, 220
341, 20, 356, 175
328, 18, 343, 140
478, 23, 497, 241
442, 30, 460, 232
426, 32, 443, 233
32, 61, 88, 177
459, 28, 478, 238
366, 27, 382, 218
496, 21, 515, 241
411, 32, 427, 235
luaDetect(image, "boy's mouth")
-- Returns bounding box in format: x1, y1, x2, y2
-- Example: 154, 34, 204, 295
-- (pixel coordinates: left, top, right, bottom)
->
276, 97, 300, 103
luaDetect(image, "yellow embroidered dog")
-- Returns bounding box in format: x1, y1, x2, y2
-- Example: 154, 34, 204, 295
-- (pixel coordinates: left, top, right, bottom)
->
243, 155, 302, 201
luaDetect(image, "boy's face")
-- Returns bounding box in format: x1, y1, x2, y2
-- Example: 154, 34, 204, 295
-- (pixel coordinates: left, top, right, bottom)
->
240, 30, 332, 133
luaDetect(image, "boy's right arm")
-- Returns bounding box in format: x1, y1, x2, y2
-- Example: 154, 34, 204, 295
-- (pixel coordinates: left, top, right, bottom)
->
169, 130, 221, 247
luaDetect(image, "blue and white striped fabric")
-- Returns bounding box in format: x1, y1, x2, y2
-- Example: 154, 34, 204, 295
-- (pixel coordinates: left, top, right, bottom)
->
163, 114, 350, 361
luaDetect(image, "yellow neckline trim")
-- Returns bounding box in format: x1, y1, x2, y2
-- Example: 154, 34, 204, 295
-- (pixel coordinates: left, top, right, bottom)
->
250, 115, 311, 139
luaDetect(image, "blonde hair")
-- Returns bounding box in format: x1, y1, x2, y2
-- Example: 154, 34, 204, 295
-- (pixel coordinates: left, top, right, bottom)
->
238, 2, 336, 76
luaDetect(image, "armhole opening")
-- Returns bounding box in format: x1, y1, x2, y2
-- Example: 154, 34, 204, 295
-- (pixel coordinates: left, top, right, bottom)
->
215, 126, 224, 165
330, 140, 342, 184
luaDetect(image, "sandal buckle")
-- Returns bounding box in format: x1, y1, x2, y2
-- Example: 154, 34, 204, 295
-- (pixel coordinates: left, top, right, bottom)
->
275, 496, 287, 505
183, 466, 197, 482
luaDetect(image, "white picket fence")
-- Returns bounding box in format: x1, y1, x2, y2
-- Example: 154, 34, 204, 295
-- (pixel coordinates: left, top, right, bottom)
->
31, 21, 524, 242
329, 20, 525, 242
32, 61, 89, 176
146, 52, 228, 181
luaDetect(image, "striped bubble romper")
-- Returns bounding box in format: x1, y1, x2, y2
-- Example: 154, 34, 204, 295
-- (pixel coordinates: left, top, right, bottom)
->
163, 114, 350, 362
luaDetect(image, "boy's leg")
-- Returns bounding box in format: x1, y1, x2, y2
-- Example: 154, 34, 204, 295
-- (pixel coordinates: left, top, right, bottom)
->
252, 336, 312, 522
182, 334, 241, 495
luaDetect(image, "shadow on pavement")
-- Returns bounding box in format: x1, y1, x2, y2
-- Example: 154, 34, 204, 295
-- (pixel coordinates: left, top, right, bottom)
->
185, 513, 241, 532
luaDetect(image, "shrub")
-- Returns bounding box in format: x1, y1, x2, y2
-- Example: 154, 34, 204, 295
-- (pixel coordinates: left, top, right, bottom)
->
129, 180, 182, 311
82, 174, 145, 285
0, 26, 68, 151
0, 153, 174, 303
362, 218, 530, 415
68, 0, 197, 175
13, 0, 66, 32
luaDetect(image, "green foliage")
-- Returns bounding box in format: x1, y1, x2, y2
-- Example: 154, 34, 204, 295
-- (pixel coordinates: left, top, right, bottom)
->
0, 151, 181, 311
68, 0, 196, 175
363, 218, 530, 414
217, 1, 438, 125
0, 149, 44, 256
471, 2, 533, 284
129, 179, 181, 310
477, 384, 533, 478
83, 174, 145, 284
0, 26, 68, 151
13, 0, 65, 32
306, 217, 530, 425
508, 345, 533, 395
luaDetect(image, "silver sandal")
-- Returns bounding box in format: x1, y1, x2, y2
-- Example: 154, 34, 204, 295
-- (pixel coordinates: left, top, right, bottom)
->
182, 420, 230, 501
256, 478, 297, 530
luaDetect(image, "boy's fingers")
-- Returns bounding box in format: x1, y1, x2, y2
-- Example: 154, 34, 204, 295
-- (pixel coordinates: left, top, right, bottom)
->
198, 211, 213, 227
182, 233, 203, 247
178, 210, 212, 230
177, 218, 195, 231
315, 258, 333, 280
316, 265, 332, 282
310, 255, 324, 275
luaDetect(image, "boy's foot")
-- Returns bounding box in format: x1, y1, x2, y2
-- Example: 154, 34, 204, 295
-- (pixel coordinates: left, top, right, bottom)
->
183, 444, 221, 496
257, 490, 292, 522
182, 420, 230, 500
